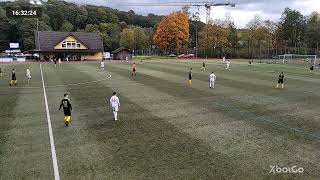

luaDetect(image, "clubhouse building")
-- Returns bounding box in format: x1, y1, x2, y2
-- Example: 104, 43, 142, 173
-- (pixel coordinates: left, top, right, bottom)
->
34, 31, 104, 61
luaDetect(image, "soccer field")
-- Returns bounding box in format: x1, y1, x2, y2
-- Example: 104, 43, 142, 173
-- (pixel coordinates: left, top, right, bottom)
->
0, 60, 319, 179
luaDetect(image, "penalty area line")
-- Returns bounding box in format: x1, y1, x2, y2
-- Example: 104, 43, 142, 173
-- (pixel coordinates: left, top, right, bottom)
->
40, 63, 60, 180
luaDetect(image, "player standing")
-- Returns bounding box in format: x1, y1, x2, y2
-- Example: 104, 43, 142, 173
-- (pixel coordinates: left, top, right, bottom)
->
226, 60, 230, 70
188, 68, 193, 85
131, 63, 136, 76
110, 92, 120, 121
248, 60, 252, 67
201, 62, 206, 71
310, 65, 314, 73
9, 69, 17, 86
209, 72, 216, 89
59, 94, 73, 127
54, 59, 57, 67
101, 60, 105, 71
222, 56, 226, 62
276, 72, 285, 89
26, 68, 31, 84
0, 68, 2, 77
58, 58, 62, 66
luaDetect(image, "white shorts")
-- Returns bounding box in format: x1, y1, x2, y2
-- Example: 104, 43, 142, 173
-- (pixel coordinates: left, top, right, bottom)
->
27, 75, 31, 79
112, 106, 119, 112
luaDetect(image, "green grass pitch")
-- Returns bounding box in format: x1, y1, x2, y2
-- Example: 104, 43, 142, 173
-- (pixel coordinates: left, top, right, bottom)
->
0, 59, 319, 179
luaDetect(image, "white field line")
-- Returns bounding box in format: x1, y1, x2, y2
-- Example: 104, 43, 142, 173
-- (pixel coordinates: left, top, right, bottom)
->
40, 63, 60, 180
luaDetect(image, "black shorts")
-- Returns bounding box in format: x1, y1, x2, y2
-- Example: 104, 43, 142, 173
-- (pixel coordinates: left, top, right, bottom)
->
133, 68, 136, 72
278, 79, 283, 84
63, 108, 71, 116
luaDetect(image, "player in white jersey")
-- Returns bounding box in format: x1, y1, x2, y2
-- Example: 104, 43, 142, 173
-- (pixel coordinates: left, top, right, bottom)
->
58, 58, 62, 66
26, 68, 31, 83
222, 56, 226, 62
226, 60, 230, 70
209, 72, 216, 88
101, 60, 105, 70
110, 91, 120, 121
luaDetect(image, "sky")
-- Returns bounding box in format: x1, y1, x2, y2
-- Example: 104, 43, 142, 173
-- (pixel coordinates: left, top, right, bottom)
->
67, 0, 320, 28
3, 0, 320, 28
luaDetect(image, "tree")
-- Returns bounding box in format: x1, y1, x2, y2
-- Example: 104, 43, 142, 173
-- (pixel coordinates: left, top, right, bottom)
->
61, 21, 74, 32
278, 8, 306, 47
133, 27, 147, 52
305, 12, 320, 48
198, 20, 230, 50
84, 24, 100, 33
99, 23, 121, 51
153, 11, 189, 53
0, 7, 10, 50
120, 28, 134, 49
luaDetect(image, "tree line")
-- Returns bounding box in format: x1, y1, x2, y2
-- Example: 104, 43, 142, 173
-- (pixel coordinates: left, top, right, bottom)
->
0, 0, 320, 59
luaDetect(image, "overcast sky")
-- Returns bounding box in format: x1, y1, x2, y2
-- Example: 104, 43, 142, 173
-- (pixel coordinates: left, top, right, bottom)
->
64, 0, 320, 28
3, 0, 320, 27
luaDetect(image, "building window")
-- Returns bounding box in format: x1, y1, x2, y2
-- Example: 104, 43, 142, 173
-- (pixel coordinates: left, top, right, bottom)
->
61, 41, 82, 49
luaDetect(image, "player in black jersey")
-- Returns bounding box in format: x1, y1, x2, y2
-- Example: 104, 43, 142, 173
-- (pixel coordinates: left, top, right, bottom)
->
0, 67, 2, 77
201, 62, 206, 71
188, 68, 192, 85
276, 72, 285, 89
59, 94, 73, 127
9, 69, 17, 86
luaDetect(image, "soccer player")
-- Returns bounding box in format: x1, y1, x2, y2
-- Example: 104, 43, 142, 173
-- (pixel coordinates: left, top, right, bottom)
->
131, 63, 136, 76
248, 60, 252, 67
201, 62, 206, 71
222, 56, 226, 62
209, 72, 216, 89
188, 68, 192, 85
226, 60, 230, 70
101, 60, 105, 71
9, 69, 17, 86
276, 72, 285, 89
110, 91, 120, 121
59, 94, 73, 127
58, 58, 62, 66
54, 59, 57, 67
310, 65, 314, 72
0, 68, 2, 77
26, 68, 31, 84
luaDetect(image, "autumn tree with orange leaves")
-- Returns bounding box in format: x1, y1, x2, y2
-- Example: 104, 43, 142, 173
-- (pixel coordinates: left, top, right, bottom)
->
153, 11, 189, 53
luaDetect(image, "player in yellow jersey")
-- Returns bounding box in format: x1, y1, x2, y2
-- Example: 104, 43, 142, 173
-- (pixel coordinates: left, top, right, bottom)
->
9, 69, 17, 86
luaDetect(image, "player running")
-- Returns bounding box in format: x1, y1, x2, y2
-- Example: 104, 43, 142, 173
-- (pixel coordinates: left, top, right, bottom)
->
209, 72, 217, 89
226, 60, 230, 70
201, 62, 206, 71
101, 60, 105, 70
26, 68, 31, 84
188, 68, 193, 86
110, 91, 120, 121
59, 94, 73, 127
131, 63, 136, 76
9, 69, 17, 86
276, 72, 285, 89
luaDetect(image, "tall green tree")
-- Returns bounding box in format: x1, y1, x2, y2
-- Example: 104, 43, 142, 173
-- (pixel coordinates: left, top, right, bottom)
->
278, 8, 306, 47
305, 12, 320, 48
120, 28, 134, 49
99, 23, 121, 51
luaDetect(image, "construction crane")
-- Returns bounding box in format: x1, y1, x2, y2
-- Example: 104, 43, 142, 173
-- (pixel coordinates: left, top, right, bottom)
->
115, 1, 236, 24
